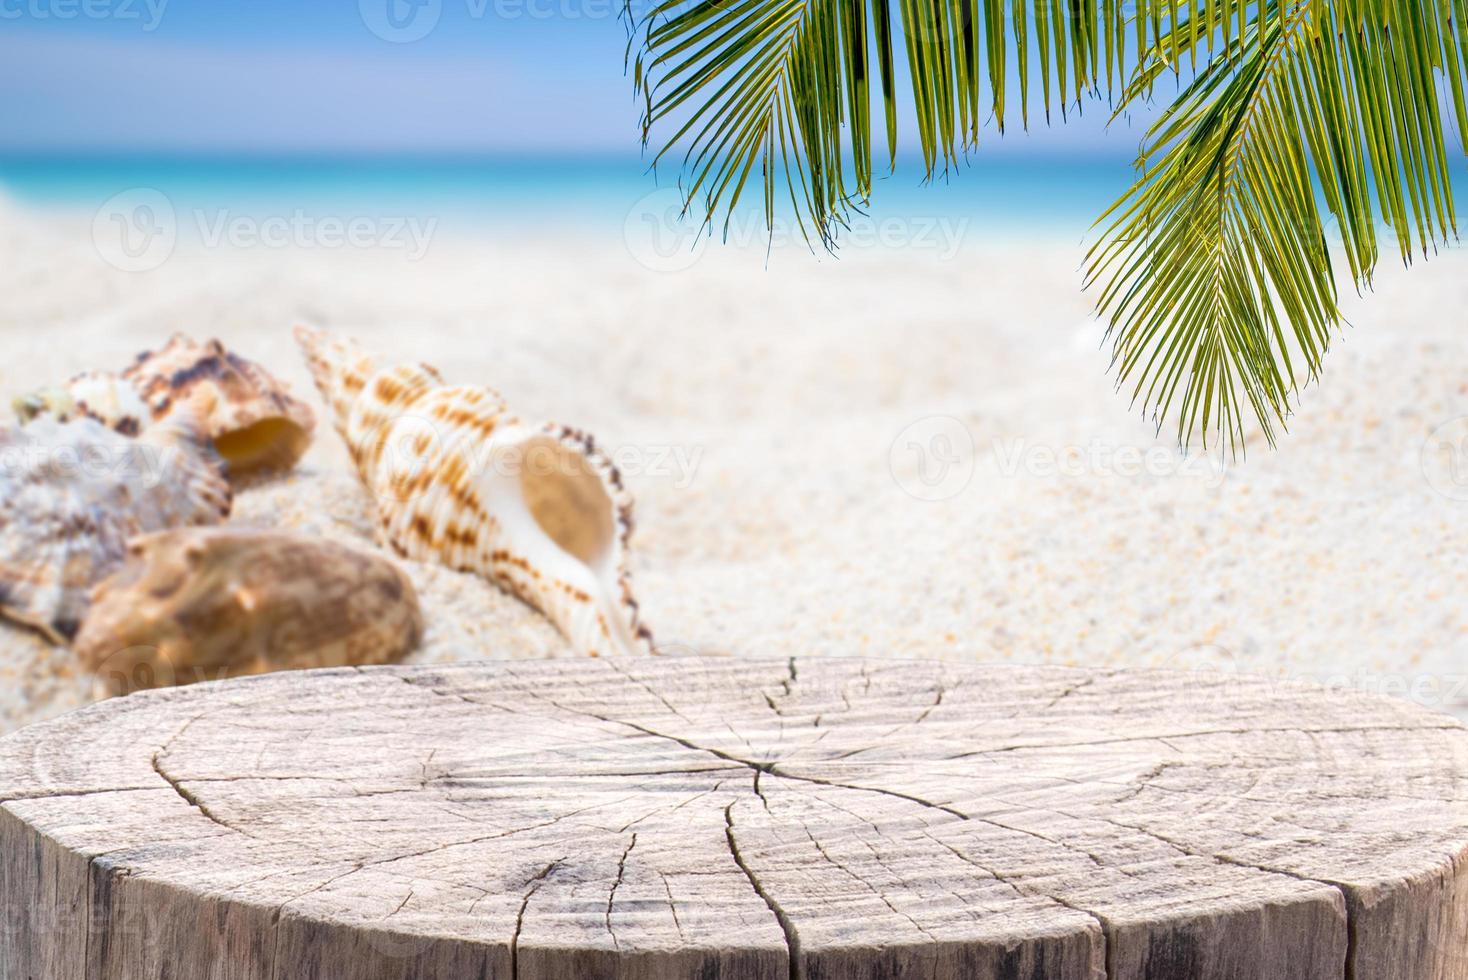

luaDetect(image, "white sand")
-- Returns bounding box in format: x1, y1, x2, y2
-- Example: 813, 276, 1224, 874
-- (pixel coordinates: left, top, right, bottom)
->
1, 201, 1465, 732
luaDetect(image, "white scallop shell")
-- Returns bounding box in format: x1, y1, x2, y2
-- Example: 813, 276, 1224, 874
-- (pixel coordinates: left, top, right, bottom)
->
295, 326, 653, 658
0, 414, 231, 642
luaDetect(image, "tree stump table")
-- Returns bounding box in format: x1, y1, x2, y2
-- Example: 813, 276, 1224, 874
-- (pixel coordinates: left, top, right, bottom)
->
2, 659, 1467, 980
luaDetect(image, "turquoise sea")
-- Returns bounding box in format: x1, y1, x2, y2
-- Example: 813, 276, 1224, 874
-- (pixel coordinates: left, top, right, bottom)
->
0, 153, 1138, 242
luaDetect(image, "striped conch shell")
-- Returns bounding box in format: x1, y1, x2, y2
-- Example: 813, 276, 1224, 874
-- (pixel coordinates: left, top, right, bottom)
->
294, 326, 653, 658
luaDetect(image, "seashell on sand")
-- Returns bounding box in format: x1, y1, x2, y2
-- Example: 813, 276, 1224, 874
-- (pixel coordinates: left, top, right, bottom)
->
75, 528, 423, 695
0, 414, 231, 643
14, 334, 316, 475
123, 334, 316, 474
295, 325, 654, 658
13, 373, 151, 436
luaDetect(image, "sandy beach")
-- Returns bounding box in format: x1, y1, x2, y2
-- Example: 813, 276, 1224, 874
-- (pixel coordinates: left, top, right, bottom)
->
2, 200, 1465, 733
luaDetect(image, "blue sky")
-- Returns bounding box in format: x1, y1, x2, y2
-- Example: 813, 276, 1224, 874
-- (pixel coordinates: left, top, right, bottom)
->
0, 0, 1157, 156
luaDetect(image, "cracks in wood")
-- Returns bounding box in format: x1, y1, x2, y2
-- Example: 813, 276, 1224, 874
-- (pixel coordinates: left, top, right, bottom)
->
658, 872, 687, 943
944, 723, 1464, 760
605, 659, 695, 726
18, 660, 1464, 979
605, 834, 637, 950
511, 859, 563, 980
794, 819, 940, 942
618, 783, 731, 833
724, 801, 800, 980
826, 679, 949, 762
914, 683, 945, 724
997, 761, 1468, 812
978, 789, 1366, 979
384, 889, 415, 920
1084, 811, 1363, 969
767, 766, 967, 819
922, 828, 1115, 973
391, 671, 486, 709
512, 683, 973, 823
150, 752, 253, 837
804, 785, 1132, 964
752, 769, 772, 814
259, 793, 648, 935
1038, 670, 1117, 712
0, 785, 160, 805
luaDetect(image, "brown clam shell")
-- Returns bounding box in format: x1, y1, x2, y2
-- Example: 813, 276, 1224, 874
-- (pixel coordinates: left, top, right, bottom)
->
75, 528, 423, 695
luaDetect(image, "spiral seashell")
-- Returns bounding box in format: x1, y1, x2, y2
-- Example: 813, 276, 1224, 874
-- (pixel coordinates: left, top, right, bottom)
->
75, 528, 423, 695
294, 325, 653, 658
123, 334, 316, 474
12, 373, 151, 436
0, 412, 231, 643
13, 334, 316, 475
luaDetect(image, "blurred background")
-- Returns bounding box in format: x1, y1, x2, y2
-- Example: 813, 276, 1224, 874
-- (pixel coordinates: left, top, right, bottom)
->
0, 0, 1150, 236
1, 0, 1465, 732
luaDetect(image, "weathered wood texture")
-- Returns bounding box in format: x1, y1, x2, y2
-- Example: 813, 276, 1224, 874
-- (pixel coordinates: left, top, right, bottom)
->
2, 659, 1467, 980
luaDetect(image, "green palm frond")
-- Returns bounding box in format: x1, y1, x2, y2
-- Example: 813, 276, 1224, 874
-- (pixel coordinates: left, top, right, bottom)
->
627, 0, 1468, 452
1090, 0, 1467, 451
627, 0, 1116, 245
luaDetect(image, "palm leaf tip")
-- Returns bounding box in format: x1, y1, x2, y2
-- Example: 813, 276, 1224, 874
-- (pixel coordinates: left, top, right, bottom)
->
628, 0, 1117, 245
629, 0, 1467, 451
1089, 0, 1464, 452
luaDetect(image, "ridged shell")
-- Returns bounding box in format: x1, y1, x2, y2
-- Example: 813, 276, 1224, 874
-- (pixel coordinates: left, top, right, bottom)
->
123, 334, 317, 474
14, 335, 317, 475
0, 415, 231, 642
75, 528, 423, 695
295, 325, 653, 658
13, 373, 151, 436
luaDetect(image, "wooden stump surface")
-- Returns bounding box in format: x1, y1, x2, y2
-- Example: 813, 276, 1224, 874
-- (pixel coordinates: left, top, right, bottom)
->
2, 658, 1468, 980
